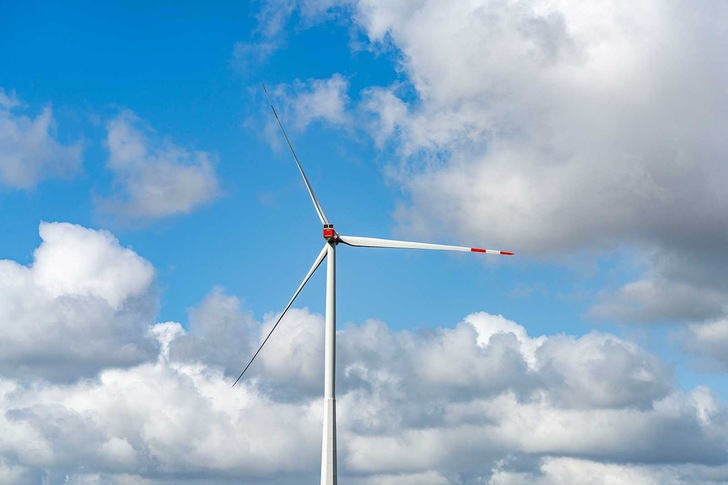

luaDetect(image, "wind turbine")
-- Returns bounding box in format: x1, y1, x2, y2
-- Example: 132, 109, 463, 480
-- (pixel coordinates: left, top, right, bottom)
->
233, 84, 514, 485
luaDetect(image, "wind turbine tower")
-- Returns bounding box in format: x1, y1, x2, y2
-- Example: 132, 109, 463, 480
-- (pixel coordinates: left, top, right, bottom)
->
234, 84, 514, 485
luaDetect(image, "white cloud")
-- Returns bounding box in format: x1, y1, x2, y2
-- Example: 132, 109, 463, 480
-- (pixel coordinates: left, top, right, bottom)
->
0, 458, 35, 485
0, 359, 322, 483
232, 0, 348, 73
166, 290, 325, 396
263, 75, 351, 137
100, 110, 220, 222
167, 287, 258, 374
349, 470, 452, 485
0, 222, 158, 381
591, 273, 728, 323
289, 75, 351, 129
683, 319, 728, 370
0, 88, 83, 189
489, 457, 681, 485
3, 307, 726, 483
232, 0, 294, 73
534, 331, 672, 409
0, 223, 726, 482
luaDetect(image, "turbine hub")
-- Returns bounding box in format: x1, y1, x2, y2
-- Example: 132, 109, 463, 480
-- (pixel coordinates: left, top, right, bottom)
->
322, 223, 337, 241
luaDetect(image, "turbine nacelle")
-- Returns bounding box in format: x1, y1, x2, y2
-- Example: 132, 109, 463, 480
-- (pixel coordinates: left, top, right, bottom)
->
322, 224, 338, 242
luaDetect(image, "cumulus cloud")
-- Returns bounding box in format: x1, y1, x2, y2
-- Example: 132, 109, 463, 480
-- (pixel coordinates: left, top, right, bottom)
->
0, 222, 158, 381
0, 357, 322, 484
337, 317, 724, 477
99, 110, 221, 222
166, 289, 325, 397
167, 287, 257, 373
0, 88, 83, 189
1, 222, 726, 482
3, 305, 727, 483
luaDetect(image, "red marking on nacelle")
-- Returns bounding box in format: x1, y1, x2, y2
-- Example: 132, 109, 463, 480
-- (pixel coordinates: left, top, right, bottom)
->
471, 248, 486, 253
323, 228, 336, 238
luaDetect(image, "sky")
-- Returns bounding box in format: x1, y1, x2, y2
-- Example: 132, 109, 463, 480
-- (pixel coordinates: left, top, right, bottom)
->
1, 0, 727, 483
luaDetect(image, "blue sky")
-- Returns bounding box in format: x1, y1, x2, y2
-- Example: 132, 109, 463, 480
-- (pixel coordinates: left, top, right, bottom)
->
1, 1, 728, 483
1, 0, 549, 329
1, 0, 613, 332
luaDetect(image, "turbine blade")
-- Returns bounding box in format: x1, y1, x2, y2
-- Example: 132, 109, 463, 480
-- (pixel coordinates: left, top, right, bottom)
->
338, 235, 514, 256
232, 243, 329, 387
262, 82, 330, 225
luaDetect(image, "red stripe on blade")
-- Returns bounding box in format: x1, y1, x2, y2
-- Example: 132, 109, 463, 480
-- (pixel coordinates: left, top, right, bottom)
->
501, 251, 514, 255
471, 248, 486, 253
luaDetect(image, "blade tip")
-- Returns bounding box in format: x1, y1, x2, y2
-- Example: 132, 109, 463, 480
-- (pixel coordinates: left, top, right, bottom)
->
471, 248, 515, 255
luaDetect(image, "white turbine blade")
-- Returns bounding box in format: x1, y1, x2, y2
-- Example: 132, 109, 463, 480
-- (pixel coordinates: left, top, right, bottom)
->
338, 235, 514, 256
262, 82, 330, 225
232, 243, 329, 387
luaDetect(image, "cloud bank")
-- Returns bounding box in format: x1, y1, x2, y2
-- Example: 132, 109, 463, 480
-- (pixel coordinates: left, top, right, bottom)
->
0, 222, 726, 483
